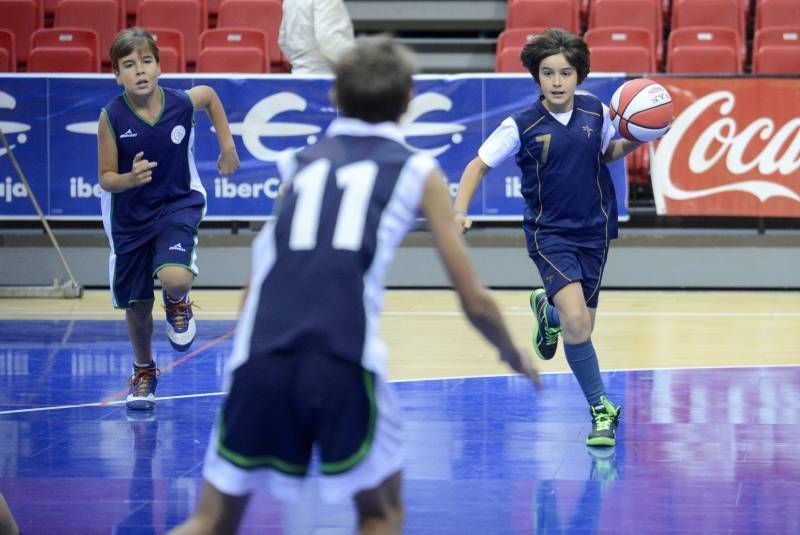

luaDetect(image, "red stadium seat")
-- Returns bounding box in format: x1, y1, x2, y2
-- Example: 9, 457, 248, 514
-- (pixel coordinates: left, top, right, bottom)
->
667, 45, 741, 73
200, 28, 269, 72
752, 45, 800, 74
495, 46, 527, 72
667, 26, 742, 69
496, 27, 547, 53
54, 0, 125, 70
584, 26, 656, 67
506, 0, 580, 33
197, 46, 267, 73
147, 27, 185, 73
754, 26, 800, 52
671, 0, 744, 59
30, 27, 100, 71
217, 0, 282, 68
0, 0, 43, 65
0, 29, 16, 72
137, 0, 206, 64
28, 47, 97, 72
590, 0, 663, 64
590, 45, 655, 72
756, 0, 800, 31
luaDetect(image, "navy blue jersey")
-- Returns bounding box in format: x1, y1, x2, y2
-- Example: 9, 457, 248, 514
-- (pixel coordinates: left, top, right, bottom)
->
100, 87, 205, 252
227, 118, 436, 378
513, 94, 618, 249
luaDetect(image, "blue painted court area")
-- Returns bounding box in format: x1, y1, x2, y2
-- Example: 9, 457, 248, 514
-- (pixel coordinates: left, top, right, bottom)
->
1, 319, 800, 533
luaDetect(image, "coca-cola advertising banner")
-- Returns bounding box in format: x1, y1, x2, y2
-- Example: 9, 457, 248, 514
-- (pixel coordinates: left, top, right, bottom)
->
651, 77, 800, 217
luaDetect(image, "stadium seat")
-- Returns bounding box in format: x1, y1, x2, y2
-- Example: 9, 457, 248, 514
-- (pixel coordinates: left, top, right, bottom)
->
756, 0, 800, 31
667, 45, 741, 73
495, 46, 527, 72
54, 0, 125, 70
752, 45, 800, 74
589, 0, 663, 64
590, 45, 655, 72
217, 0, 282, 68
28, 28, 100, 72
584, 26, 656, 67
667, 26, 742, 69
754, 26, 800, 52
148, 27, 185, 73
197, 46, 267, 73
137, 0, 206, 64
506, 0, 580, 33
496, 27, 546, 53
200, 28, 270, 71
671, 0, 744, 59
28, 47, 98, 72
0, 0, 43, 65
0, 29, 15, 72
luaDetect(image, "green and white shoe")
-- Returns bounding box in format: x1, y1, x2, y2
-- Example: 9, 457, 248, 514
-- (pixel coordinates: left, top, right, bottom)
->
529, 289, 560, 360
586, 396, 622, 447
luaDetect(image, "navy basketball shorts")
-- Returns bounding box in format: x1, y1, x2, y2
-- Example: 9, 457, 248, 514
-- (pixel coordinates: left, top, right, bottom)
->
202, 353, 403, 503
109, 203, 202, 309
530, 242, 609, 308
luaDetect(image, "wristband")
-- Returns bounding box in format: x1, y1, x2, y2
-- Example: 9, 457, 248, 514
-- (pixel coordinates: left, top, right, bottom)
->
454, 210, 468, 216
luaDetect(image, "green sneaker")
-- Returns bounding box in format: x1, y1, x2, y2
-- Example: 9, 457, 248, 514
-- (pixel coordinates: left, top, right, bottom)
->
586, 396, 622, 447
529, 289, 560, 360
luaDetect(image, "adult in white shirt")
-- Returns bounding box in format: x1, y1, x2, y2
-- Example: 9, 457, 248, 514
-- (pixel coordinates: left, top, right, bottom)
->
279, 0, 355, 74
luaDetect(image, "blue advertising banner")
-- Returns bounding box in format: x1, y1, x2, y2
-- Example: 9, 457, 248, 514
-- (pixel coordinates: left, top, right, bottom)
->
0, 73, 627, 221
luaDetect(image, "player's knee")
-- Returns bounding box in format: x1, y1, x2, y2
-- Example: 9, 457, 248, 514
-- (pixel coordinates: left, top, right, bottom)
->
559, 310, 592, 343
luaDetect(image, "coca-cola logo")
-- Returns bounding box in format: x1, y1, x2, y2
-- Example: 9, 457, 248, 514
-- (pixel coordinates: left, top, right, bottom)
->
652, 89, 800, 215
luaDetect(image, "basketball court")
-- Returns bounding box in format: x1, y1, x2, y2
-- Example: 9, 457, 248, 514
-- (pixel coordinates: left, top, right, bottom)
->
1, 289, 799, 533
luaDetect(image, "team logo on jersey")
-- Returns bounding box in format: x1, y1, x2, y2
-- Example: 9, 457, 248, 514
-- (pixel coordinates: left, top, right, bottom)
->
119, 128, 138, 139
169, 242, 186, 252
582, 125, 593, 138
171, 125, 186, 144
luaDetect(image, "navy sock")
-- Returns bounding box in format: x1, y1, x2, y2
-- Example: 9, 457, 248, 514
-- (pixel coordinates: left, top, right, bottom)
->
564, 339, 604, 405
164, 290, 187, 304
546, 305, 560, 327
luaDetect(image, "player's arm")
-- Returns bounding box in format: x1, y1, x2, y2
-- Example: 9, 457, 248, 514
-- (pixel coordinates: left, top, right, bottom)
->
452, 156, 490, 233
97, 111, 155, 193
604, 138, 642, 163
422, 169, 539, 385
186, 85, 240, 176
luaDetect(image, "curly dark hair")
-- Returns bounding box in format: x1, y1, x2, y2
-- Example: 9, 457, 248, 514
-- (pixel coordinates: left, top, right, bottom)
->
520, 28, 590, 85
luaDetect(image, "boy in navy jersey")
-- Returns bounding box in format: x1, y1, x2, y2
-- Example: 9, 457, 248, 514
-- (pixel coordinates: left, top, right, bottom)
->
98, 28, 240, 410
170, 37, 539, 535
454, 28, 654, 447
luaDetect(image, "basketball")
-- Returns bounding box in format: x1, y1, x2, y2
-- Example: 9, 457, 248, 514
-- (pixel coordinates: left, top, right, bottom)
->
609, 78, 673, 143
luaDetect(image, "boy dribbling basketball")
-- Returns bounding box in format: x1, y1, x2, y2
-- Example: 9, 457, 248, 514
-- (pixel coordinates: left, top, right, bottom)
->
454, 28, 668, 446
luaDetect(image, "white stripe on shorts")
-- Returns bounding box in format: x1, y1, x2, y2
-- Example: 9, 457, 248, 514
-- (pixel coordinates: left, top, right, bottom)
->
202, 373, 404, 504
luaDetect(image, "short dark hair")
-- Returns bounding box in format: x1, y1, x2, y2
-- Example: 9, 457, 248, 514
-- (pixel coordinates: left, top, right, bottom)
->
109, 27, 160, 73
333, 36, 417, 123
520, 28, 590, 85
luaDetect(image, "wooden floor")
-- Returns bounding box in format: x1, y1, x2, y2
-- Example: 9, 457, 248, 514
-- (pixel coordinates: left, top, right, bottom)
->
2, 289, 799, 379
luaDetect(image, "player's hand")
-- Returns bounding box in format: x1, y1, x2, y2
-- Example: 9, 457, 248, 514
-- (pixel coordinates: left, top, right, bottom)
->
454, 212, 472, 234
500, 345, 540, 388
130, 151, 156, 187
218, 146, 240, 176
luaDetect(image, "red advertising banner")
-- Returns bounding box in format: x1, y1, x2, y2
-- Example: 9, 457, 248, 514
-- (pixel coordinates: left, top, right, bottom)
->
650, 78, 800, 217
